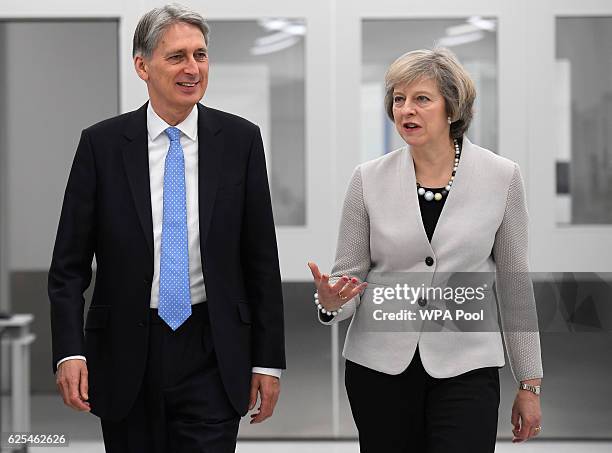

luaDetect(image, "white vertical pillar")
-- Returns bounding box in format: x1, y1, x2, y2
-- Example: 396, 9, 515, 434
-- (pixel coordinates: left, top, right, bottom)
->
0, 23, 9, 315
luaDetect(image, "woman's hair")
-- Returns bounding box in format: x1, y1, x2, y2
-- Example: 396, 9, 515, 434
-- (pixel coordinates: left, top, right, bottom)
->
384, 47, 476, 139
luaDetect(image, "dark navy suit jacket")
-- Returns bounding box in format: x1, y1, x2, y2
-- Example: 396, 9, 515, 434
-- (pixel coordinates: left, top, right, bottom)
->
49, 102, 285, 420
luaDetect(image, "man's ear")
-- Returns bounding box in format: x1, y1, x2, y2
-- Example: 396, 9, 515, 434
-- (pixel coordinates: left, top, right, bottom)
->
134, 55, 149, 82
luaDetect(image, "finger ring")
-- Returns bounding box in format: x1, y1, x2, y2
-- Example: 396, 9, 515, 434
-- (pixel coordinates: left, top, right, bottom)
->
534, 426, 542, 433
338, 291, 348, 300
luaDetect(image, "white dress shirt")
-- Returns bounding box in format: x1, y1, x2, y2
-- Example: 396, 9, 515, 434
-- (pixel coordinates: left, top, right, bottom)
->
58, 103, 280, 379
147, 103, 205, 308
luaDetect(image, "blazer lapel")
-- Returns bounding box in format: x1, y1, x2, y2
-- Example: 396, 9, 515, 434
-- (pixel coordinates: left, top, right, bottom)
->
196, 104, 223, 251
429, 136, 476, 251
400, 147, 434, 248
400, 136, 477, 251
121, 102, 154, 260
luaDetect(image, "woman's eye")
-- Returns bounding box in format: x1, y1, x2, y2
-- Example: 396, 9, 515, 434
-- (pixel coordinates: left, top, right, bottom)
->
417, 95, 430, 102
393, 96, 405, 104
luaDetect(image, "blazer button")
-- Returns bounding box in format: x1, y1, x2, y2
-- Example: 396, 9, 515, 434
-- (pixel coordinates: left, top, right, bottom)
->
138, 321, 147, 327
425, 256, 434, 266
418, 297, 427, 307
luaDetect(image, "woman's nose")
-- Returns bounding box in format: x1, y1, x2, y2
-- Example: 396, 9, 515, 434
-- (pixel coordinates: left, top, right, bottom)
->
400, 102, 416, 115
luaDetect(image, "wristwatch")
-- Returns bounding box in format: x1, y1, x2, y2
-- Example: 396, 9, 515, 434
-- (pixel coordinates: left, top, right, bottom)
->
519, 383, 541, 395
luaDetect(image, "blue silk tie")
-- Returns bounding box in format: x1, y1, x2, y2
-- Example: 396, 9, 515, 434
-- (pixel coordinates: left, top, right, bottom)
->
158, 126, 192, 330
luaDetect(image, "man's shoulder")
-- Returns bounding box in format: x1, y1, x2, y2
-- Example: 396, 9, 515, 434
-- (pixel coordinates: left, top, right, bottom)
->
199, 104, 259, 133
83, 108, 142, 137
81, 104, 261, 139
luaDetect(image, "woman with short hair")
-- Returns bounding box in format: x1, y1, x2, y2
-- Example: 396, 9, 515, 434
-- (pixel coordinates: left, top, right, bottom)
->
309, 47, 543, 452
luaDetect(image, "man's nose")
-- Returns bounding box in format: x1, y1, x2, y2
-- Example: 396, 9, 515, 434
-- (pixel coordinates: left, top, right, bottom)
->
183, 56, 199, 74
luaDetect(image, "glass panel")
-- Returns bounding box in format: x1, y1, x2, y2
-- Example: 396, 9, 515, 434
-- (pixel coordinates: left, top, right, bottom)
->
1, 17, 119, 421
237, 284, 334, 438
4, 20, 119, 273
555, 17, 612, 225
204, 23, 319, 438
361, 18, 498, 162
204, 20, 306, 226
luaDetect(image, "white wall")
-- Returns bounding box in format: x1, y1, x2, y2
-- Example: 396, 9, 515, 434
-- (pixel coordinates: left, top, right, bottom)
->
1, 0, 612, 284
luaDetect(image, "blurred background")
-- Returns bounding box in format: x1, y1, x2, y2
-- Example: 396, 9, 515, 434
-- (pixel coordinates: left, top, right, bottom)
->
0, 0, 611, 451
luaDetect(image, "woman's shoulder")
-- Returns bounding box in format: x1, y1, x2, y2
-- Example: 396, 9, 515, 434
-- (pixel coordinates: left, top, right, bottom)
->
466, 139, 518, 180
358, 146, 406, 175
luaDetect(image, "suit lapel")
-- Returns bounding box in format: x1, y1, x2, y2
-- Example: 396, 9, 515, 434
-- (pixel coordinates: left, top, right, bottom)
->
121, 103, 154, 260
196, 104, 223, 251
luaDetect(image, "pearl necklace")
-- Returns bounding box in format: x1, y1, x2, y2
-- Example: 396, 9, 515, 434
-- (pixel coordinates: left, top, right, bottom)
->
416, 138, 461, 202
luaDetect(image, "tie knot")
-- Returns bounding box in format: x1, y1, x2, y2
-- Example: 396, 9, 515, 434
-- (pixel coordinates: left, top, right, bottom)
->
165, 127, 181, 143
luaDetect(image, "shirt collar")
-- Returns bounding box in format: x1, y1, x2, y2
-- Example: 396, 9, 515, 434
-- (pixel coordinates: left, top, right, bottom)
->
147, 102, 198, 142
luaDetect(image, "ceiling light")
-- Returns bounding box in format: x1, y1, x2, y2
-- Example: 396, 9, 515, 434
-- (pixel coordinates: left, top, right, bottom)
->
437, 31, 485, 47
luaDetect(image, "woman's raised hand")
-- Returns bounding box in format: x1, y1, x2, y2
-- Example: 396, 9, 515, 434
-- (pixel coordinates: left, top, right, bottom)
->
308, 262, 367, 312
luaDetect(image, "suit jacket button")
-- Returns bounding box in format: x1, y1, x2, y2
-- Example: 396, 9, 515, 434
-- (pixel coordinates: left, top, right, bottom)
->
138, 322, 146, 327
425, 256, 434, 266
418, 297, 427, 307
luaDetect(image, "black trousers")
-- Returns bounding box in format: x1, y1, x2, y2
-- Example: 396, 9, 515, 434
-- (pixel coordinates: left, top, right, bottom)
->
345, 347, 500, 453
101, 303, 240, 453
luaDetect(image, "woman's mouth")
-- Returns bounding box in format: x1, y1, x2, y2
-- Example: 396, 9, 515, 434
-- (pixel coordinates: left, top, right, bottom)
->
403, 122, 422, 132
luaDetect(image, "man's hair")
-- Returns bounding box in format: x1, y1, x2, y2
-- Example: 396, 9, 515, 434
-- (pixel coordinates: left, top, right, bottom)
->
132, 3, 210, 58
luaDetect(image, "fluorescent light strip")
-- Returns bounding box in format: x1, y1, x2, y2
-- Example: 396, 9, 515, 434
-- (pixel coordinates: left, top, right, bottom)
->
250, 36, 300, 55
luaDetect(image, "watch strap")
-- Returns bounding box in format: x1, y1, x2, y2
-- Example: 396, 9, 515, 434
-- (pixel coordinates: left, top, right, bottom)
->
519, 383, 541, 395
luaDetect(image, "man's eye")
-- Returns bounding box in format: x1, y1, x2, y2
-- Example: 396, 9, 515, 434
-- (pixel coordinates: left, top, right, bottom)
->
195, 52, 207, 61
168, 55, 182, 61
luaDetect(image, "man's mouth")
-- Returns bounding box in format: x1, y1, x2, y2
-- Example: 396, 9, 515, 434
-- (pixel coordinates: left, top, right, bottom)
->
177, 81, 198, 87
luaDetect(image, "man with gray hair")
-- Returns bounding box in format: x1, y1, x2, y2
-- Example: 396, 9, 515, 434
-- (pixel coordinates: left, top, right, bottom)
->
49, 4, 285, 451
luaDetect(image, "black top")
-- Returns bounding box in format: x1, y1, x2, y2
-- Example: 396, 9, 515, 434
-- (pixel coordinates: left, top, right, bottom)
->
417, 137, 461, 242
417, 189, 446, 242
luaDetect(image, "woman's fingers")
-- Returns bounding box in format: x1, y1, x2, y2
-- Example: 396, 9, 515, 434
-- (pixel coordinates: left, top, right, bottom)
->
308, 262, 333, 292
331, 277, 367, 298
348, 281, 368, 298
338, 277, 360, 299
308, 267, 368, 307
329, 276, 350, 293
321, 273, 330, 286
307, 262, 322, 282
527, 425, 540, 439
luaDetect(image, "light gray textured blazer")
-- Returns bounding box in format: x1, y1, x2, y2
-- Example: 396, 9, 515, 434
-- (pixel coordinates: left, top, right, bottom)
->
321, 137, 543, 382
